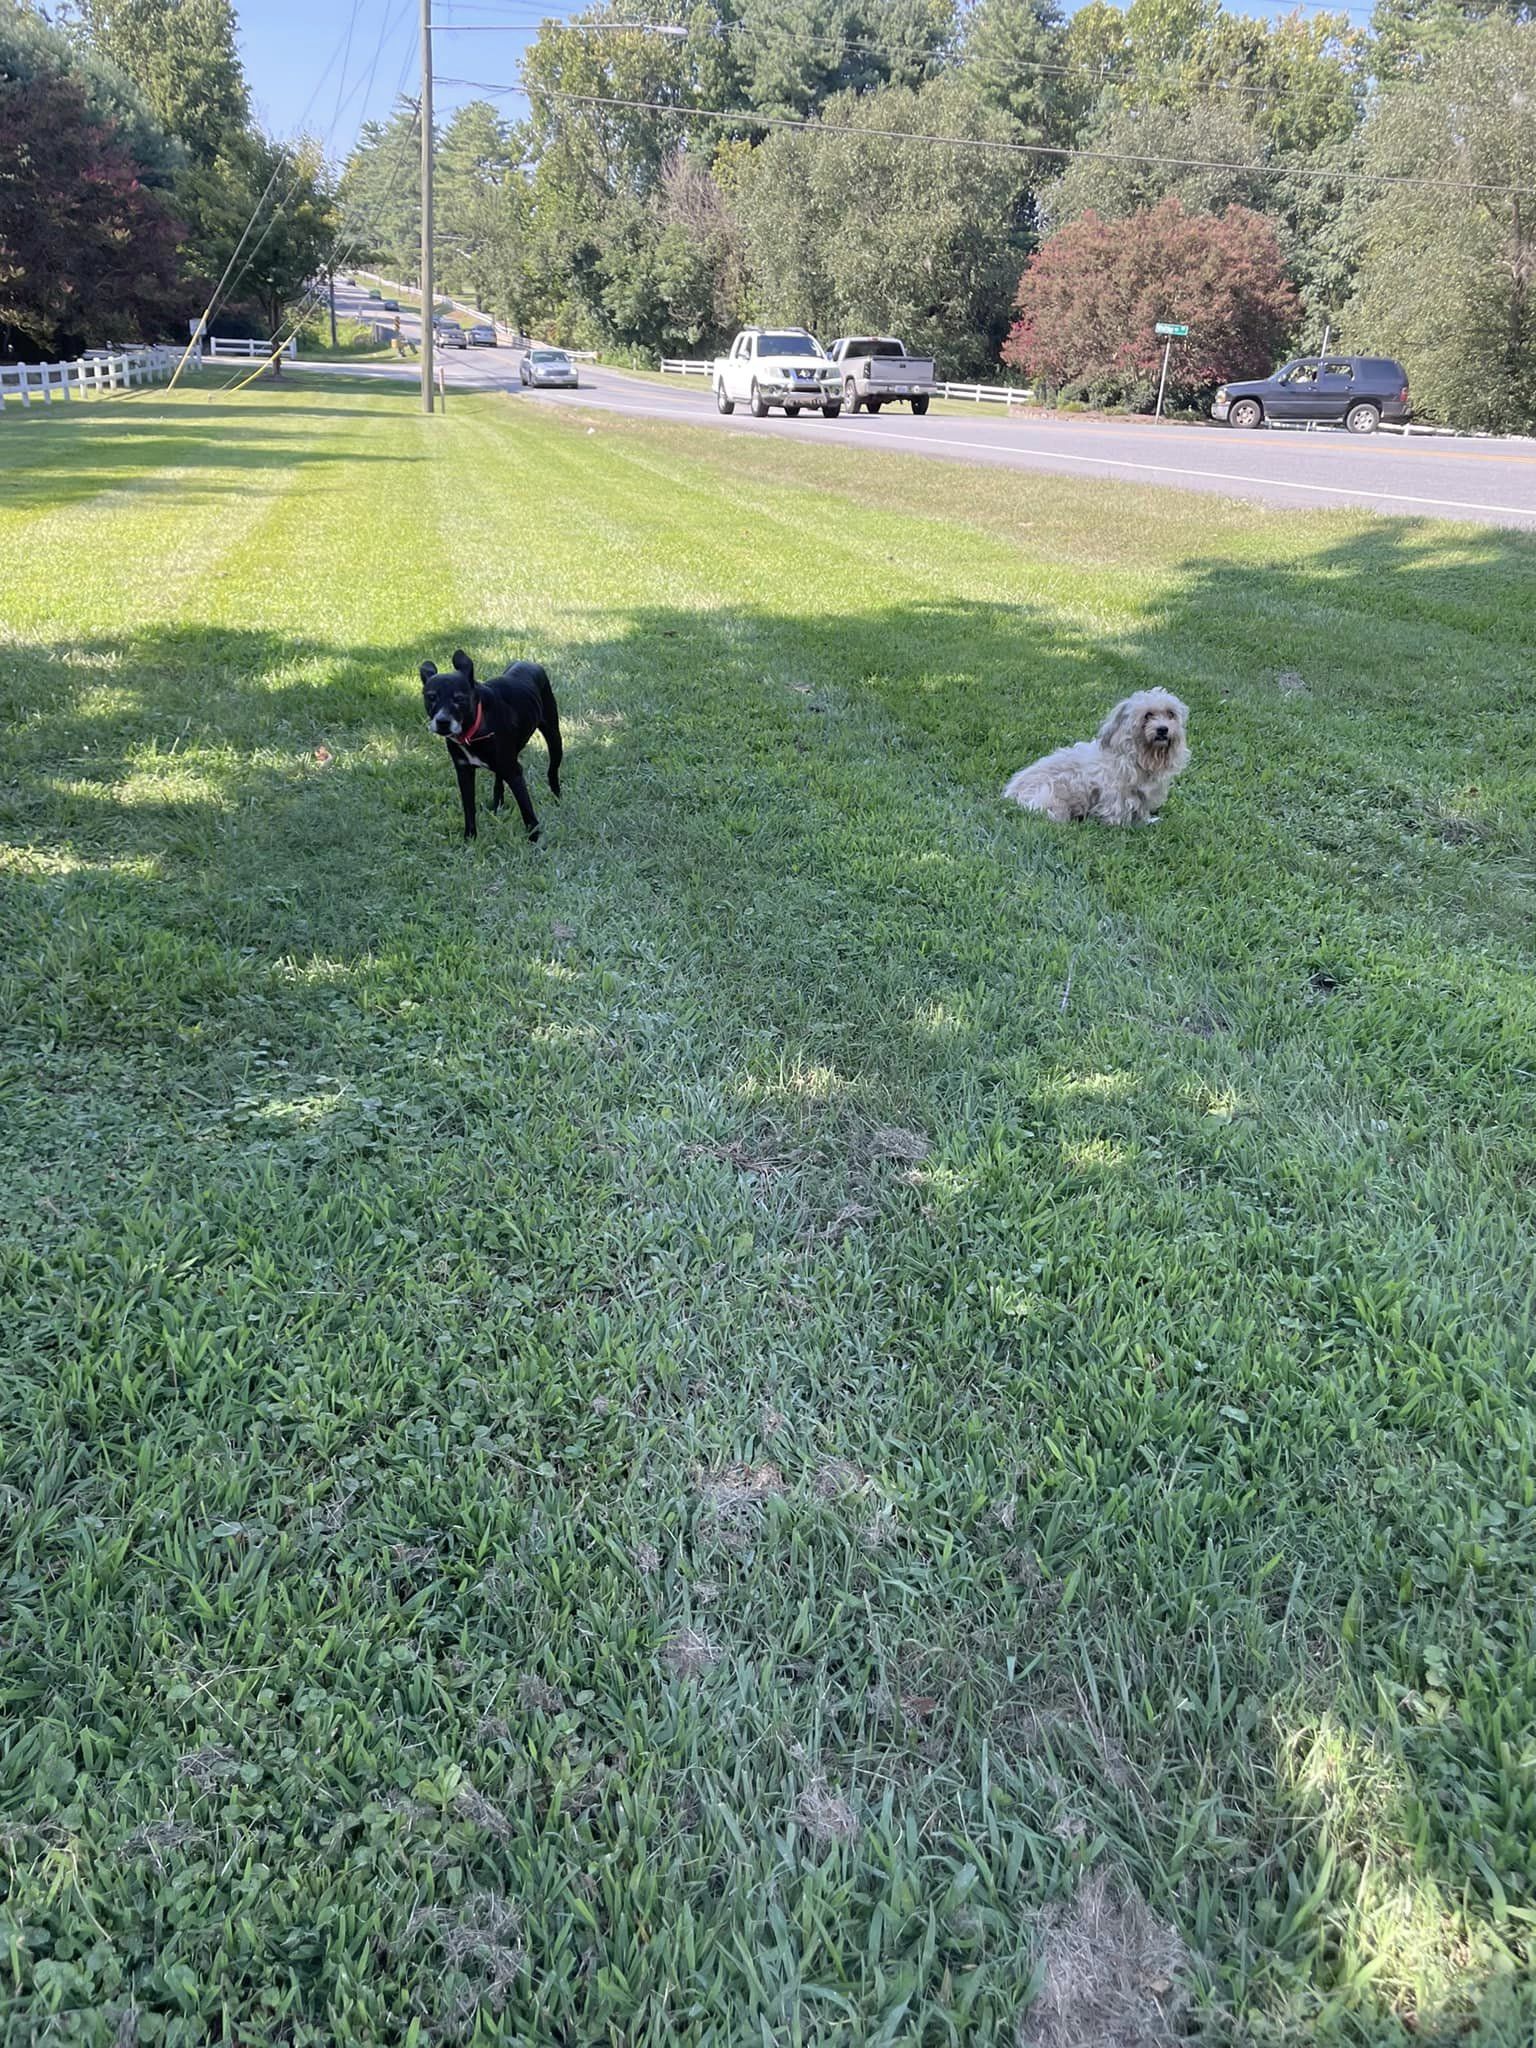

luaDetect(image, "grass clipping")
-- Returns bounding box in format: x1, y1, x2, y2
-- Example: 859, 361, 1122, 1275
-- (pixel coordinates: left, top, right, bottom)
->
1018, 1870, 1190, 2048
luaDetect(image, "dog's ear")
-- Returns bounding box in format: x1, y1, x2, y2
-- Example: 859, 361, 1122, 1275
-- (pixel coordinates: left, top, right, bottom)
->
1096, 698, 1133, 749
419, 661, 438, 684
451, 649, 475, 681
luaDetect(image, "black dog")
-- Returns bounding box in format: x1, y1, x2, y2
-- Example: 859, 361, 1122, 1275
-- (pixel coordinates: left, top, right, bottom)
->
420, 649, 563, 842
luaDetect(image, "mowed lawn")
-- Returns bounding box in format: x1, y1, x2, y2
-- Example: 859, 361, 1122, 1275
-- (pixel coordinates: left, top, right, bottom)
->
2, 375, 1535, 2048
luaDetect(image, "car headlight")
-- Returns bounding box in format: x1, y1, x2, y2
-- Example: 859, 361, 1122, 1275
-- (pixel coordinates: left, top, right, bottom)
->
1215, 386, 1228, 401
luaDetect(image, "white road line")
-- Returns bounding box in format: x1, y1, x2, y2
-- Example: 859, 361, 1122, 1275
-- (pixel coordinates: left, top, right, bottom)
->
824, 420, 1530, 519
519, 381, 1536, 522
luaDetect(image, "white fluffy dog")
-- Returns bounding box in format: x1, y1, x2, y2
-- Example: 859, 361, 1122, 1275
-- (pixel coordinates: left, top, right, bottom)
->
1002, 691, 1190, 825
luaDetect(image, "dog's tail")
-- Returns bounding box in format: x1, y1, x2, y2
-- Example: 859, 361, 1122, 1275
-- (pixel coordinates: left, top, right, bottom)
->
533, 665, 562, 796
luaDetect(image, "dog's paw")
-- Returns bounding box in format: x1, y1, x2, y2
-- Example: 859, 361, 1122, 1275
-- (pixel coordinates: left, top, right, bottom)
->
527, 825, 542, 843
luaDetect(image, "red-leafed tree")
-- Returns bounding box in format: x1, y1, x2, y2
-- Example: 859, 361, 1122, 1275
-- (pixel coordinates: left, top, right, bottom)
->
1002, 196, 1300, 410
0, 61, 185, 358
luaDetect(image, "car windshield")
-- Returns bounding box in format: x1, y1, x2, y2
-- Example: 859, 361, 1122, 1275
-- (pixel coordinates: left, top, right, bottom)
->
846, 339, 904, 357
532, 351, 568, 363
758, 332, 822, 358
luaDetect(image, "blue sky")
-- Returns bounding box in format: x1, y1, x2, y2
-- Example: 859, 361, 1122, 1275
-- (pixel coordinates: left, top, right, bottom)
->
238, 0, 578, 146
237, 0, 1377, 157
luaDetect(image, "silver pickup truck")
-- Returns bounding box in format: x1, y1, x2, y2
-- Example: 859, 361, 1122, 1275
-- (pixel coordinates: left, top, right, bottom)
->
827, 336, 937, 415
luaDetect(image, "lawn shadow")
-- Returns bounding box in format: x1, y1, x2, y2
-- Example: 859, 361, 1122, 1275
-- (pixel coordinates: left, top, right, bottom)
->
4, 544, 1535, 2039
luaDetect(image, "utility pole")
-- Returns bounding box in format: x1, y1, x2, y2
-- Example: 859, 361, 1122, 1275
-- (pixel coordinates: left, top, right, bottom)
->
328, 268, 338, 349
420, 0, 435, 414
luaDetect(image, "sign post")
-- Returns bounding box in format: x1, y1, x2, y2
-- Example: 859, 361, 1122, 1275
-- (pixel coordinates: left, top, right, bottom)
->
1154, 322, 1189, 419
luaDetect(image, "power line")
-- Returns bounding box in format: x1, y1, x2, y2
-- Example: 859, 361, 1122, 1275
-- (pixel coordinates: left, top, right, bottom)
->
175, 0, 419, 378
219, 104, 427, 397
427, 11, 1429, 114
216, 0, 419, 318
438, 81, 1536, 195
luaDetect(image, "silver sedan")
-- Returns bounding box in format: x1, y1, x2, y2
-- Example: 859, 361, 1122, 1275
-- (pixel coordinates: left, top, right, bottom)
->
519, 348, 579, 389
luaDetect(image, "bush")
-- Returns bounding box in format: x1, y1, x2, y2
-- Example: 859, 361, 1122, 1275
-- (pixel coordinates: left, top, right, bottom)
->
295, 317, 384, 357
1003, 197, 1299, 412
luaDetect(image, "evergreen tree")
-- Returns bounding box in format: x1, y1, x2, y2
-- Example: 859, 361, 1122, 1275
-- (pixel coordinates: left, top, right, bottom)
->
68, 0, 248, 166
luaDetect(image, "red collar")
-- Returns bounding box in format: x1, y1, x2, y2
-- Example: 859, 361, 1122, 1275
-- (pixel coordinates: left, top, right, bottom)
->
456, 700, 486, 747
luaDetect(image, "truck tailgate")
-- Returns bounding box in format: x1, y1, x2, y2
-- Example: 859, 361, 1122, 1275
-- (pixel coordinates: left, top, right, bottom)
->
868, 358, 935, 386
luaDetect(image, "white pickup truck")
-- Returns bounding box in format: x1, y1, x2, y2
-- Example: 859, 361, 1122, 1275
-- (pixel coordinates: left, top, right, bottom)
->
827, 336, 937, 415
712, 329, 843, 418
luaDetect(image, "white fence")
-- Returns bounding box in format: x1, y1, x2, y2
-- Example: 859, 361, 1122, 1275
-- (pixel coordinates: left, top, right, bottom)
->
0, 343, 187, 411
205, 336, 298, 360
658, 359, 1034, 405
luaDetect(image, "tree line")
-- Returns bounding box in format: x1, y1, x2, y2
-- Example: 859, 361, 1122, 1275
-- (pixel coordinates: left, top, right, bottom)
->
344, 0, 1536, 432
1, 0, 334, 361
3, 0, 1531, 428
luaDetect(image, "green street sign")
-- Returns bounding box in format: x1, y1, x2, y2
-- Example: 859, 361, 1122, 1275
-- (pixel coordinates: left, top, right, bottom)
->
1155, 323, 1190, 337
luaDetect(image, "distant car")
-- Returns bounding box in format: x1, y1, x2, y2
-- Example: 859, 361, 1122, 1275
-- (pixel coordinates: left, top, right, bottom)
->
367, 287, 381, 300
519, 348, 578, 389
435, 322, 468, 349
382, 298, 399, 312
1213, 356, 1410, 434
467, 324, 497, 347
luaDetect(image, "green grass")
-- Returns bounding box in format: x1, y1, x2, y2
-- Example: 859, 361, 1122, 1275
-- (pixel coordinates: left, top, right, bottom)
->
295, 318, 395, 363
3, 376, 1536, 2046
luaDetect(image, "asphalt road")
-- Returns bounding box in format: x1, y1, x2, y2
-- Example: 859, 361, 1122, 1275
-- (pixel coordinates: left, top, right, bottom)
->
322, 281, 1536, 530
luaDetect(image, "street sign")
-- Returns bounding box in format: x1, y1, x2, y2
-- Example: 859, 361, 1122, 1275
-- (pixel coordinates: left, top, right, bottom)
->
1155, 323, 1190, 337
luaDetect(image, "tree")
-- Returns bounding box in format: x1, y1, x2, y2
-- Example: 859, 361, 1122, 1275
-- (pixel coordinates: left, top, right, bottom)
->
235, 137, 336, 336
66, 0, 248, 166
1192, 9, 1360, 159
0, 16, 184, 355
1003, 196, 1299, 408
960, 0, 1085, 149
1044, 98, 1271, 229
1366, 0, 1532, 82
338, 101, 420, 280
736, 76, 1031, 371
1347, 18, 1536, 430
736, 0, 955, 117
437, 101, 517, 307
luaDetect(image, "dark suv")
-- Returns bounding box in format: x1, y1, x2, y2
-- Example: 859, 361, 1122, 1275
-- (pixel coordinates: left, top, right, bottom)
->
1212, 357, 1409, 434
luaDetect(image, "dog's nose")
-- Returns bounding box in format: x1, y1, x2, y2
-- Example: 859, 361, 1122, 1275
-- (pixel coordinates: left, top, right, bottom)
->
1154, 724, 1169, 740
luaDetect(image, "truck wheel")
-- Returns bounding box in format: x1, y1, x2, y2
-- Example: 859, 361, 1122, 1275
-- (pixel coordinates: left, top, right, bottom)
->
867, 399, 883, 415
821, 402, 841, 419
910, 395, 930, 416
715, 383, 734, 415
749, 381, 769, 418
843, 379, 861, 415
784, 405, 800, 418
